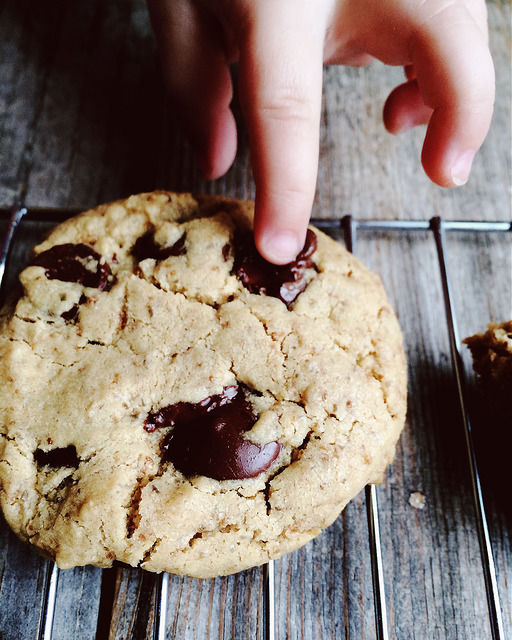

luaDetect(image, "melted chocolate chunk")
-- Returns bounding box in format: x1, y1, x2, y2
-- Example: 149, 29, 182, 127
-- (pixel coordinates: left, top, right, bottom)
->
32, 244, 111, 290
145, 386, 282, 480
132, 230, 186, 262
34, 445, 79, 468
234, 229, 318, 306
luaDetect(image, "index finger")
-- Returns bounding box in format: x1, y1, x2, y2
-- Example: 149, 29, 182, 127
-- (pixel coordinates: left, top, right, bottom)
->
237, 1, 329, 264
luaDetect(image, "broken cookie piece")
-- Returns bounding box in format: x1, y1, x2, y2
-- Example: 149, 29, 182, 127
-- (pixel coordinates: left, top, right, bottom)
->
464, 320, 512, 417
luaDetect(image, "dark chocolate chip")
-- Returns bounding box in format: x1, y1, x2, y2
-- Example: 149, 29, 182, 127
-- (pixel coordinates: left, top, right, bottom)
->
145, 386, 282, 480
132, 230, 186, 262
32, 244, 111, 290
34, 445, 79, 468
233, 229, 318, 306
60, 294, 87, 322
61, 304, 79, 322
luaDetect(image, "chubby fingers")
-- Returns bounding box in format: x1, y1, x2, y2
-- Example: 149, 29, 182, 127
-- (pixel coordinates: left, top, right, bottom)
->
237, 1, 329, 264
147, 0, 237, 179
384, 0, 494, 187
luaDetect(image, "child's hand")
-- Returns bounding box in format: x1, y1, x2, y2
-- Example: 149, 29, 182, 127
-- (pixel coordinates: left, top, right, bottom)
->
147, 0, 495, 264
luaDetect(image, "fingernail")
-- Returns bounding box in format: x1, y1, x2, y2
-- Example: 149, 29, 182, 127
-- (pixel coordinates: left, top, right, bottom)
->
451, 150, 476, 186
260, 231, 301, 265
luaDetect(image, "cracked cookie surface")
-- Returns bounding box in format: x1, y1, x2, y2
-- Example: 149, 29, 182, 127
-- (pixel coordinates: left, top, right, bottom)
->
0, 191, 407, 578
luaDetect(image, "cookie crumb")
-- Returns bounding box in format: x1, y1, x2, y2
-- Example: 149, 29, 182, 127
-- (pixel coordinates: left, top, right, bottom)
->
409, 492, 425, 509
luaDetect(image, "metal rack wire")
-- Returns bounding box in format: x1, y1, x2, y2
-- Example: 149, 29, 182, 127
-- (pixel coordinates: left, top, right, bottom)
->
0, 206, 510, 640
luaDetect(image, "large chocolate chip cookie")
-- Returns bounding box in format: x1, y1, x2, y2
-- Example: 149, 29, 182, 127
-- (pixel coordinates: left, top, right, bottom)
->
0, 192, 407, 578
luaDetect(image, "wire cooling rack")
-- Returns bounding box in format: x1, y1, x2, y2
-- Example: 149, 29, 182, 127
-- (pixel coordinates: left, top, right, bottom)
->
0, 205, 510, 640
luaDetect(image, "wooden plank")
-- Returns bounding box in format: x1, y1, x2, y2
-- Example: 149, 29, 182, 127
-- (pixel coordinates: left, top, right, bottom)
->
275, 496, 376, 639
51, 566, 104, 640
105, 567, 160, 640
0, 524, 50, 639
0, 0, 69, 204
21, 0, 161, 208
162, 568, 266, 639
355, 228, 510, 639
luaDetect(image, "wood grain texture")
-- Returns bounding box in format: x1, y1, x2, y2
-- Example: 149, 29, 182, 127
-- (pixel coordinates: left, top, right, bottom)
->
0, 0, 510, 638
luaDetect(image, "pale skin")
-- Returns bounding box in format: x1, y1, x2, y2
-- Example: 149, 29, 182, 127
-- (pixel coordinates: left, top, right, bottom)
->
147, 0, 495, 264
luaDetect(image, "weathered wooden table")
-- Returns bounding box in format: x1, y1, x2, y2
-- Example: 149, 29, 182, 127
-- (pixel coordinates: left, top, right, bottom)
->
1, 1, 510, 638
